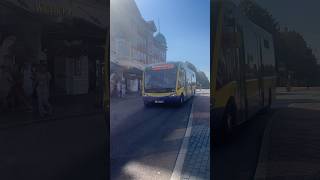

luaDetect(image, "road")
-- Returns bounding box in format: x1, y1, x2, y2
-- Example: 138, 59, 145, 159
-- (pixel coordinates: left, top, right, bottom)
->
110, 93, 195, 180
214, 87, 320, 180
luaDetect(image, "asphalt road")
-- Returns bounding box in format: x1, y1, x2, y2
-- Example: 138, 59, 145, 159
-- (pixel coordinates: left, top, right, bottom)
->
110, 96, 193, 180
213, 103, 275, 180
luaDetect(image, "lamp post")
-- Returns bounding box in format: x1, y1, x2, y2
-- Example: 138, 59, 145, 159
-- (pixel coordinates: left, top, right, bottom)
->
103, 1, 110, 177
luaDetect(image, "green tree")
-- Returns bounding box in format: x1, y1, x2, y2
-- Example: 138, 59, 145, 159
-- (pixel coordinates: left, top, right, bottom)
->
185, 61, 210, 89
197, 71, 210, 89
240, 0, 320, 86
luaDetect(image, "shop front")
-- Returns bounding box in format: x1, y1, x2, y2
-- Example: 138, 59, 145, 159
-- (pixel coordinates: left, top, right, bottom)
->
110, 59, 144, 97
124, 67, 142, 94
0, 0, 107, 110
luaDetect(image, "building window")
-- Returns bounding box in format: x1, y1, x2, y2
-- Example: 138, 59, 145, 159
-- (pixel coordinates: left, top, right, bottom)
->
116, 38, 130, 57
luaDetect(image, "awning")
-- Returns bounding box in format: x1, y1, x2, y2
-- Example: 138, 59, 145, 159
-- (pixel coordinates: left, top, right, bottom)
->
112, 59, 145, 71
124, 67, 143, 80
110, 61, 124, 74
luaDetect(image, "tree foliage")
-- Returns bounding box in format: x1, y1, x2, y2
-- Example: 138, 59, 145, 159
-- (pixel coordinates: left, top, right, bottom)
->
240, 0, 320, 86
185, 61, 210, 89
197, 71, 210, 89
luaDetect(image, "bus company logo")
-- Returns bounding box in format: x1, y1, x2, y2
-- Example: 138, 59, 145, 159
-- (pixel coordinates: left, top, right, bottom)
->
151, 64, 174, 71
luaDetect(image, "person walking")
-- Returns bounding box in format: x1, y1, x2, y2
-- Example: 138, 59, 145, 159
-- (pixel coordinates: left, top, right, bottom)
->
22, 63, 33, 112
31, 64, 39, 118
35, 64, 52, 118
121, 80, 126, 97
117, 81, 121, 98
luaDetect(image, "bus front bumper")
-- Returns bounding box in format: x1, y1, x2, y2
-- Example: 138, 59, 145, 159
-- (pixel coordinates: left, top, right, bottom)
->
143, 96, 181, 104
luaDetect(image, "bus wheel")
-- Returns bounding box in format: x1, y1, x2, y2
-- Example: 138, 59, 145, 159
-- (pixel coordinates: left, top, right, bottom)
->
179, 95, 184, 105
223, 100, 237, 135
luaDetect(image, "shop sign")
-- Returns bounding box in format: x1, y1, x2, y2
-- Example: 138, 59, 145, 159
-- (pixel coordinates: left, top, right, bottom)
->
7, 0, 72, 17
7, 0, 107, 27
35, 1, 73, 17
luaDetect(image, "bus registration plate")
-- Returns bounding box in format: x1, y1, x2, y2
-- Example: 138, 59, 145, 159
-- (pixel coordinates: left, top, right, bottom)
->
155, 100, 164, 103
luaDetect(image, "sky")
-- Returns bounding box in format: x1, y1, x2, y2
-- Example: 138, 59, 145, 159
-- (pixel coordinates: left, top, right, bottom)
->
135, 0, 210, 80
256, 0, 320, 63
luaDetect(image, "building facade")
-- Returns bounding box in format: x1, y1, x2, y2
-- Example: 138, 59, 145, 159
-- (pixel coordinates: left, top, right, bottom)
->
110, 0, 167, 95
0, 0, 108, 110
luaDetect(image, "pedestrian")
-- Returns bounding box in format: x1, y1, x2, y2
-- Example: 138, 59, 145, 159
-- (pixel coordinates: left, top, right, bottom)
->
23, 63, 33, 97
117, 81, 121, 98
121, 80, 126, 97
31, 64, 39, 118
35, 63, 52, 118
3, 65, 14, 111
22, 63, 33, 112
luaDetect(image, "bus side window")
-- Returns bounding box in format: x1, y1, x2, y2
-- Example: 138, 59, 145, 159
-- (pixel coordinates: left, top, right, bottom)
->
178, 71, 183, 89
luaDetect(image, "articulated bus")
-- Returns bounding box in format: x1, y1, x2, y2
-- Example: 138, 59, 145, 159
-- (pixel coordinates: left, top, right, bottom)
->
212, 1, 276, 142
142, 62, 196, 106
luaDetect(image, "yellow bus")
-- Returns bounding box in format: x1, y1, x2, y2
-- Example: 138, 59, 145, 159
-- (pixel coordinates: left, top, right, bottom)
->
142, 62, 196, 106
212, 1, 276, 142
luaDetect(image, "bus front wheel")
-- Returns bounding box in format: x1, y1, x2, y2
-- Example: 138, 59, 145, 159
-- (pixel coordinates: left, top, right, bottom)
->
222, 99, 237, 137
179, 95, 184, 105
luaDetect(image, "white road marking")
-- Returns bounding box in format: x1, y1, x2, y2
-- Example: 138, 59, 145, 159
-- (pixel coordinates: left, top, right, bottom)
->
170, 102, 194, 180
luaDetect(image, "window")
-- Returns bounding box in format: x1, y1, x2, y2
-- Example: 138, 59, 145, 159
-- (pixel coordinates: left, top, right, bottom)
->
116, 38, 130, 57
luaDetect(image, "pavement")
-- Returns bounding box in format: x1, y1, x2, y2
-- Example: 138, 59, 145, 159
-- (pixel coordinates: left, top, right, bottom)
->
0, 92, 107, 180
110, 89, 210, 180
179, 89, 210, 180
0, 111, 107, 180
255, 87, 320, 179
0, 93, 104, 129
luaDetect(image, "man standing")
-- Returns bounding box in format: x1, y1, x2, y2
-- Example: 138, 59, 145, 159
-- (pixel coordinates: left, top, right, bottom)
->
35, 64, 52, 118
23, 62, 33, 112
117, 81, 121, 98
121, 80, 126, 97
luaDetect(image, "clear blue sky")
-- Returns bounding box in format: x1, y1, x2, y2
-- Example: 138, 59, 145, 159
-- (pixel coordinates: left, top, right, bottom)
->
135, 0, 210, 80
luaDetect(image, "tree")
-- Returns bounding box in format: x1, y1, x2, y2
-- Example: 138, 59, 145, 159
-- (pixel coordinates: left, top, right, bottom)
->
197, 71, 210, 89
185, 61, 210, 89
240, 0, 320, 86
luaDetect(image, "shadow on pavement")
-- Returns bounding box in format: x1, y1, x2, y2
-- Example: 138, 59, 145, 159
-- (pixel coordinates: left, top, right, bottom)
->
110, 99, 196, 180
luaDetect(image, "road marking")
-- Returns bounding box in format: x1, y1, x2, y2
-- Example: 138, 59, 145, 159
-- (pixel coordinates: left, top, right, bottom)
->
254, 109, 278, 180
170, 102, 194, 180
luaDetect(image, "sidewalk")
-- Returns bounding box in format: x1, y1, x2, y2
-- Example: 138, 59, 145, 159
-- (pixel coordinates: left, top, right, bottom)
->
180, 91, 210, 180
110, 92, 141, 105
255, 89, 320, 179
0, 93, 104, 129
110, 93, 143, 135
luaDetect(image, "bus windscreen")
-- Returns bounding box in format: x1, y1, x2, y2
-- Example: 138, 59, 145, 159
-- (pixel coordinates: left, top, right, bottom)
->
144, 67, 177, 93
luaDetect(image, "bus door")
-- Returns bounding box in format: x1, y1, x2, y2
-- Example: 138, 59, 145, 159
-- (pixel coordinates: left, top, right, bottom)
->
237, 25, 248, 123
258, 36, 265, 107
